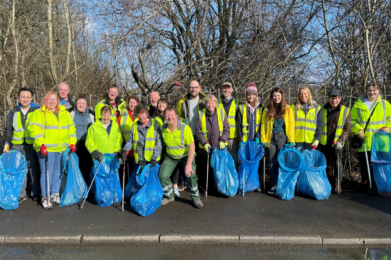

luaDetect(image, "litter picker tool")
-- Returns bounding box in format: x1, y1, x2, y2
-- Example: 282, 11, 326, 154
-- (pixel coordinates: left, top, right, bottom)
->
122, 157, 127, 212
363, 138, 372, 189
46, 157, 50, 205
206, 149, 209, 198
81, 160, 102, 209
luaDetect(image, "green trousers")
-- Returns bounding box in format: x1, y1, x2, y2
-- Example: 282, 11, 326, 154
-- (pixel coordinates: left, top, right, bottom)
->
159, 155, 200, 200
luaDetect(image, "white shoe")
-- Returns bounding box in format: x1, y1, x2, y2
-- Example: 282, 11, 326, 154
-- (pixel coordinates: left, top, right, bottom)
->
174, 187, 180, 197
42, 197, 53, 209
268, 185, 277, 195
50, 193, 60, 204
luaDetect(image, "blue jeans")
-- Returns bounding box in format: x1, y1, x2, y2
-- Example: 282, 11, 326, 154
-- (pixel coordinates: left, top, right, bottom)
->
37, 151, 63, 198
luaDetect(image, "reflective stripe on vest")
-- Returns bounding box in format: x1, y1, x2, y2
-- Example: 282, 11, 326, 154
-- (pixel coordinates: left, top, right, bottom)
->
320, 105, 350, 146
239, 104, 262, 142
163, 122, 187, 159
292, 104, 319, 143
198, 108, 225, 148
132, 119, 161, 163
218, 98, 238, 138
120, 113, 135, 142
12, 111, 34, 145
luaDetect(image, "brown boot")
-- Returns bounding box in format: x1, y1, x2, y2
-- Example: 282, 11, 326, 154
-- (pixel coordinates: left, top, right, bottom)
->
333, 182, 342, 194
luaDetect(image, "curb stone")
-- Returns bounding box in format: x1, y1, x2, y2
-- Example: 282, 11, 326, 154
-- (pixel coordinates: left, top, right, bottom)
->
82, 235, 160, 244
5, 236, 81, 245
240, 236, 322, 244
160, 235, 239, 244
0, 237, 4, 245
323, 238, 363, 245
363, 238, 391, 244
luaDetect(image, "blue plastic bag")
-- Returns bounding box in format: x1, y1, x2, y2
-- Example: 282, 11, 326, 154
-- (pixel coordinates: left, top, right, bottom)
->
297, 150, 331, 200
276, 145, 302, 200
211, 148, 238, 197
237, 141, 264, 194
91, 153, 122, 207
0, 150, 27, 210
371, 131, 391, 193
59, 148, 88, 207
130, 164, 163, 217
125, 162, 142, 199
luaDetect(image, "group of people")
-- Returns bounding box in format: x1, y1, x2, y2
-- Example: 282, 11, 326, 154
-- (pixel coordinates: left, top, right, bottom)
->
4, 80, 391, 210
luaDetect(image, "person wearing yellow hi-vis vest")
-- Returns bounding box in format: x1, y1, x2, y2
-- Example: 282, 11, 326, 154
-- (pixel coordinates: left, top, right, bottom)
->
261, 87, 295, 195
351, 83, 391, 194
217, 82, 240, 169
94, 85, 126, 120
196, 95, 230, 195
4, 88, 41, 204
292, 86, 320, 152
28, 91, 77, 210
122, 104, 162, 170
158, 105, 203, 208
314, 90, 351, 194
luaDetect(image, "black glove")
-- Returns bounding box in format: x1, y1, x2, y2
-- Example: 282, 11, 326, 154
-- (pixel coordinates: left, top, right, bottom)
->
150, 159, 157, 167
138, 160, 146, 167
121, 150, 128, 163
92, 150, 103, 161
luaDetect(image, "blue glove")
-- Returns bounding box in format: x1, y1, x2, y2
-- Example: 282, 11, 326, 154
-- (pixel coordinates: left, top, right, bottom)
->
288, 142, 295, 148
239, 142, 244, 148
261, 142, 266, 147
255, 138, 260, 145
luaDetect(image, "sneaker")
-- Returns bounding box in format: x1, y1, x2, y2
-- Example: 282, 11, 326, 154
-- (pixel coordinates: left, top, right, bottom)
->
41, 197, 53, 209
177, 184, 185, 191
193, 199, 203, 209
268, 185, 277, 195
255, 188, 262, 192
161, 197, 175, 205
174, 187, 180, 197
18, 197, 27, 204
50, 193, 60, 204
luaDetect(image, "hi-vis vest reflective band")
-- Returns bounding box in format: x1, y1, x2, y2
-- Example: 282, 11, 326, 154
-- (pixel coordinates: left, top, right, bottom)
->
163, 122, 188, 159
198, 108, 225, 149
320, 105, 350, 146
239, 104, 263, 142
131, 119, 161, 163
218, 98, 238, 138
120, 113, 136, 142
12, 111, 34, 145
292, 104, 319, 144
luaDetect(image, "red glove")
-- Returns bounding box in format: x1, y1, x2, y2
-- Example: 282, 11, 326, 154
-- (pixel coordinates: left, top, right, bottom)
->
333, 141, 337, 147
70, 144, 76, 153
40, 145, 47, 157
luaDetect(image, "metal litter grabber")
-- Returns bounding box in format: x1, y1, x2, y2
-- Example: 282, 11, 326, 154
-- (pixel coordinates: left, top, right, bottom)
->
206, 150, 210, 198
81, 160, 102, 209
363, 138, 372, 189
122, 157, 127, 212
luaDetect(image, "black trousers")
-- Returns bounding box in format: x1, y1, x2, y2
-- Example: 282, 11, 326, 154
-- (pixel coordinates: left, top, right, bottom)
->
76, 141, 93, 186
318, 144, 343, 186
358, 151, 377, 189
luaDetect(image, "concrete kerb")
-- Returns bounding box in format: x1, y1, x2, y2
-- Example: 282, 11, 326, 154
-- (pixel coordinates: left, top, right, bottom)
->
5, 236, 82, 245
82, 235, 160, 244
240, 235, 322, 244
323, 238, 363, 245
160, 235, 239, 244
0, 237, 4, 245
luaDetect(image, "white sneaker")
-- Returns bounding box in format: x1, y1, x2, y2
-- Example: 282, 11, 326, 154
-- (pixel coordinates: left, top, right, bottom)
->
268, 185, 277, 195
42, 197, 53, 209
50, 193, 61, 204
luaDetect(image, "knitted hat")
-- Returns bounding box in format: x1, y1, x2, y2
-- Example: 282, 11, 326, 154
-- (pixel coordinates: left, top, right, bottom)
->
246, 82, 258, 96
328, 89, 341, 97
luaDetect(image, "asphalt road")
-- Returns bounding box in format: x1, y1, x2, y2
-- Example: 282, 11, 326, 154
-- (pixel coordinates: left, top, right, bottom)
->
1, 189, 391, 239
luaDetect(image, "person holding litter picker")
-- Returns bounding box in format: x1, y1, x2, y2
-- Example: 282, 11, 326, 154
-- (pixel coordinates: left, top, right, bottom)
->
28, 91, 77, 209
196, 94, 230, 197
351, 83, 391, 195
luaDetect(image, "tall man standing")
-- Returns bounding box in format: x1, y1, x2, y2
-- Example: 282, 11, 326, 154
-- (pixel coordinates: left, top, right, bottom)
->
217, 82, 239, 168
148, 91, 160, 117
95, 85, 126, 120
313, 90, 351, 193
4, 88, 41, 202
57, 82, 74, 109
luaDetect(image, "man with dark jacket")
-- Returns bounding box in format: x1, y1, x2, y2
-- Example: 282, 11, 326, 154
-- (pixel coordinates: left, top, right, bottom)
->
57, 82, 74, 109
314, 89, 351, 193
94, 85, 126, 120
4, 88, 41, 202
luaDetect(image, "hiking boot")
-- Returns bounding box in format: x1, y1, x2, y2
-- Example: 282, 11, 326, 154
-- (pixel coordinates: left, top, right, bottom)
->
161, 197, 175, 205
193, 199, 203, 209
41, 197, 53, 210
50, 193, 61, 204
268, 185, 277, 195
18, 197, 27, 204
173, 187, 180, 197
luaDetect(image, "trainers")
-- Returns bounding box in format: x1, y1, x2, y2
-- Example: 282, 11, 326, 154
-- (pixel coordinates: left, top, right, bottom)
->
268, 185, 277, 195
50, 193, 61, 204
174, 187, 180, 197
18, 197, 27, 204
161, 197, 175, 205
193, 199, 203, 209
255, 188, 262, 192
41, 197, 53, 209
177, 184, 185, 191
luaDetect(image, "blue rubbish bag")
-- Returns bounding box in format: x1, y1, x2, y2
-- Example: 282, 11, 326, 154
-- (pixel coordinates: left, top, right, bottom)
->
211, 148, 238, 197
0, 150, 27, 210
371, 131, 391, 193
276, 145, 302, 200
130, 164, 163, 217
237, 141, 264, 194
59, 148, 88, 207
125, 161, 142, 199
297, 150, 331, 200
91, 153, 122, 207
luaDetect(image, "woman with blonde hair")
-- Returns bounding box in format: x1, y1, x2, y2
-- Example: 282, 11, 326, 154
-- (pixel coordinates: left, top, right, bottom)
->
292, 86, 320, 152
29, 91, 77, 209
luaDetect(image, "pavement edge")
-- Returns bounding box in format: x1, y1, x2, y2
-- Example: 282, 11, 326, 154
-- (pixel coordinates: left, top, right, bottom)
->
240, 235, 322, 244
160, 234, 239, 244
5, 236, 82, 245
82, 235, 160, 244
